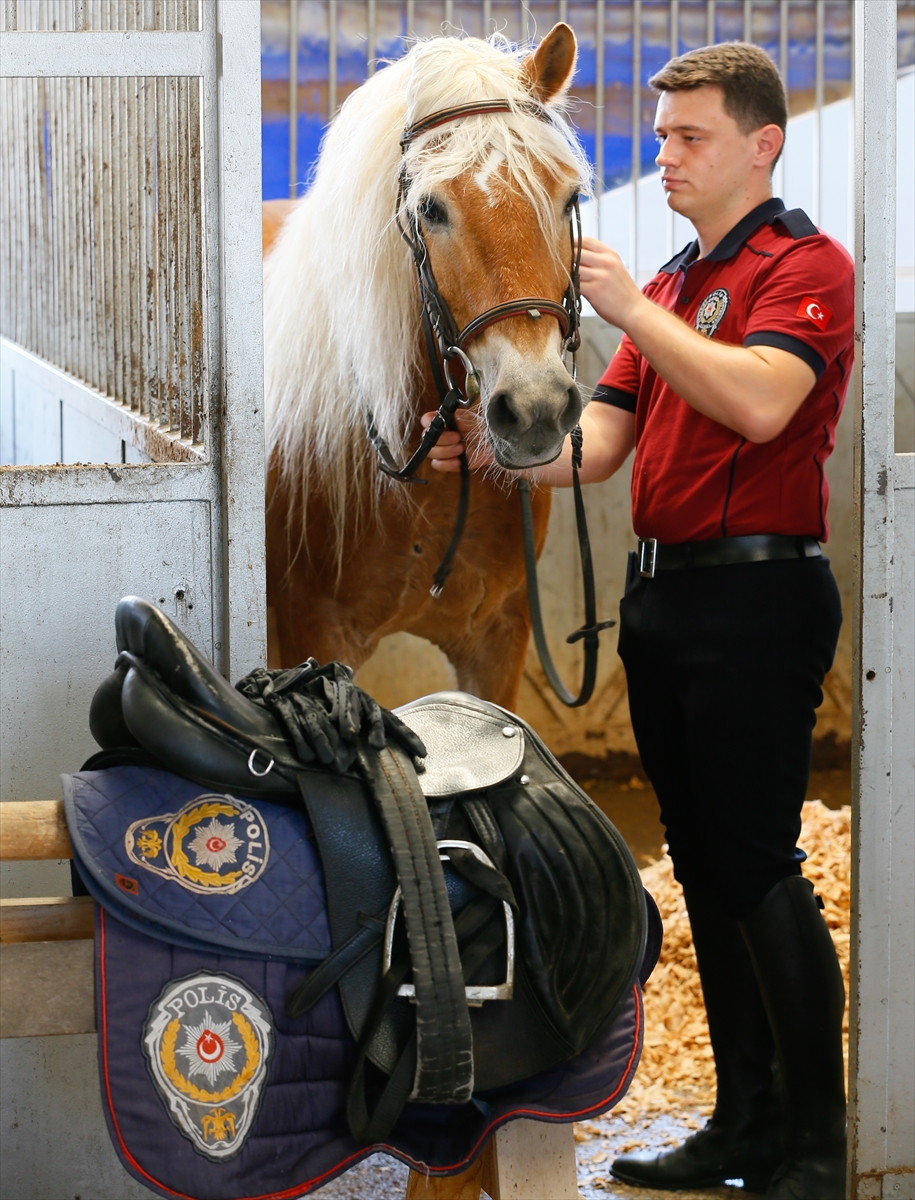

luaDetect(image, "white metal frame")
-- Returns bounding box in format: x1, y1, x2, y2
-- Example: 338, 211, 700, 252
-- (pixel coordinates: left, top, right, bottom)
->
849, 3, 915, 1197
0, 3, 266, 680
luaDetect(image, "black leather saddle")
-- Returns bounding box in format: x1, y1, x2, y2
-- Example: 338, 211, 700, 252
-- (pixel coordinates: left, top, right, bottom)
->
90, 597, 648, 1142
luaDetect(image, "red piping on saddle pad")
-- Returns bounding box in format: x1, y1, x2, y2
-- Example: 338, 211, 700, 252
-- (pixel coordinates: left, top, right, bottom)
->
99, 908, 643, 1200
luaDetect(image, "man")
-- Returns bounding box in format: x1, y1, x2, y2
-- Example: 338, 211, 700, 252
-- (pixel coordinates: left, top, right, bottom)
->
427, 42, 852, 1200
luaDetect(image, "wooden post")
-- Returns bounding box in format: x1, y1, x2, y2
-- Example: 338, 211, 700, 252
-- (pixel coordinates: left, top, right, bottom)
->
405, 1121, 582, 1200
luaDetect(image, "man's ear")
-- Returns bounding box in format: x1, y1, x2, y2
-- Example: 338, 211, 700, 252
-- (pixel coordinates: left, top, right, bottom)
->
755, 123, 784, 170
520, 22, 577, 104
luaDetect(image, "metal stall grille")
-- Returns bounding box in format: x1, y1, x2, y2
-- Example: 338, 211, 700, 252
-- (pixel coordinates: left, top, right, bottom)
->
0, 1, 200, 31
259, 0, 910, 202
0, 74, 206, 457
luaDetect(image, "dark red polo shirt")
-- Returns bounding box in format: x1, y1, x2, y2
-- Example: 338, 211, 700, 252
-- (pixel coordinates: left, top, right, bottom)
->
593, 197, 855, 544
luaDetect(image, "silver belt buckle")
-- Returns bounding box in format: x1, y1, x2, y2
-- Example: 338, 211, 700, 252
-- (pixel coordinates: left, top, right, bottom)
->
639, 538, 658, 578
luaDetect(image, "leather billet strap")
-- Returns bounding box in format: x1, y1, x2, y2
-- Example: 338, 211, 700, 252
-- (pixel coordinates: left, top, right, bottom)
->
356, 742, 475, 1107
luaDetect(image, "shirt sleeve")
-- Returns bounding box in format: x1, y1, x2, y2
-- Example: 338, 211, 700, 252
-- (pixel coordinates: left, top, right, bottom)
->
742, 236, 855, 380
592, 332, 641, 412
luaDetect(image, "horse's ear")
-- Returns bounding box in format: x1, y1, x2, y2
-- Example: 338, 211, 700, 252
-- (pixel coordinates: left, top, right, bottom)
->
520, 23, 577, 104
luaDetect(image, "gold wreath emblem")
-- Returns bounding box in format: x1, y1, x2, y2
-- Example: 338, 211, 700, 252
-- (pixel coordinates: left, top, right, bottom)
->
160, 1011, 260, 1103
169, 801, 245, 889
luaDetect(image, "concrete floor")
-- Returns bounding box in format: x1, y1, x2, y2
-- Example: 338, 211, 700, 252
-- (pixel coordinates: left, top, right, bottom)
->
312, 1112, 751, 1198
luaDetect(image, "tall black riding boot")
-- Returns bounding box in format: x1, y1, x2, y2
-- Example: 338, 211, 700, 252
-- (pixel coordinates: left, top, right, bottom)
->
739, 875, 847, 1200
611, 886, 787, 1192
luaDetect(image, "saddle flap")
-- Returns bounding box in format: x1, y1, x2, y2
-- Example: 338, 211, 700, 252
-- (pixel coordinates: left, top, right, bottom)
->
63, 765, 332, 963
396, 692, 525, 796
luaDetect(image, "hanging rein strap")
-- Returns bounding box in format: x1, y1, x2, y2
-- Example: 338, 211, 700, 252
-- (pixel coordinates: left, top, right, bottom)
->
518, 426, 616, 708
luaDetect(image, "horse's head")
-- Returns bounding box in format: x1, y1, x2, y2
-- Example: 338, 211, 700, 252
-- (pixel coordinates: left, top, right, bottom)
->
401, 25, 588, 470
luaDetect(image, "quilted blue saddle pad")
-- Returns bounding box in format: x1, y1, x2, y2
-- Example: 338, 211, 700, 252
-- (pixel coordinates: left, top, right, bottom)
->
64, 766, 331, 962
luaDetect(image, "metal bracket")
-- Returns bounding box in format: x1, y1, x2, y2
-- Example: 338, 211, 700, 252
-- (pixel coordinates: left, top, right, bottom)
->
383, 839, 514, 1004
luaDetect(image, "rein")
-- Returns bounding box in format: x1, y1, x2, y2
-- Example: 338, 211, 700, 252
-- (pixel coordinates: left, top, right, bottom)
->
366, 98, 612, 703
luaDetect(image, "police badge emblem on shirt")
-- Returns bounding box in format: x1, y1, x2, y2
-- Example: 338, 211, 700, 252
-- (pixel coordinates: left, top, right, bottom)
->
143, 972, 274, 1160
695, 288, 730, 337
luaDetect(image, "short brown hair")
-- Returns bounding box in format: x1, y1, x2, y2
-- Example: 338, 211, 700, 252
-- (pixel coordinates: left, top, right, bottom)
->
649, 42, 787, 153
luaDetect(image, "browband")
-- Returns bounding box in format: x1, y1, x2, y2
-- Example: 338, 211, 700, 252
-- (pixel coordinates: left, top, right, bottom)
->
400, 98, 548, 149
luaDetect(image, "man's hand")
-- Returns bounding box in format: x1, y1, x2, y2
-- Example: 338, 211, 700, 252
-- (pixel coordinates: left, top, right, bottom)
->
578, 236, 817, 444
579, 236, 645, 328
424, 402, 635, 487
422, 410, 494, 473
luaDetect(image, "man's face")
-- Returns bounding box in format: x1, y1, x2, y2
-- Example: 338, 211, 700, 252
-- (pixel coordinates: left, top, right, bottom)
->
653, 85, 775, 223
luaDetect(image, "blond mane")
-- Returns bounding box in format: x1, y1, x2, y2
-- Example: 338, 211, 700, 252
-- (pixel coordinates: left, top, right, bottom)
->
263, 34, 590, 560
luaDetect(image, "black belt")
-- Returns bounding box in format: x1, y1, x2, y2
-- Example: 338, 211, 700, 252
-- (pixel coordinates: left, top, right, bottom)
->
637, 534, 822, 577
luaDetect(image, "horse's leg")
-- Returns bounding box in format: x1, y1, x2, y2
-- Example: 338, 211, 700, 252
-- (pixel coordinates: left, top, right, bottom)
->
442, 587, 532, 709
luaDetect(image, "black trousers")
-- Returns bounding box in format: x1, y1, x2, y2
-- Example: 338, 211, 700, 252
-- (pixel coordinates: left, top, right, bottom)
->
618, 555, 842, 917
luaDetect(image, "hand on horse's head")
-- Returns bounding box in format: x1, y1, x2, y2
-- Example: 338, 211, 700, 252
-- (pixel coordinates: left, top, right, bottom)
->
579, 236, 646, 330
422, 409, 494, 473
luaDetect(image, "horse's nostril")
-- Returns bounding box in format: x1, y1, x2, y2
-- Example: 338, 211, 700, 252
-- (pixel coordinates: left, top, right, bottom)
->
488, 390, 520, 435
564, 385, 583, 429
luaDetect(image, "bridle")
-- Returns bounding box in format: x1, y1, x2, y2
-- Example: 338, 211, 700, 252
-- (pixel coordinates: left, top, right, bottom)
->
368, 99, 583, 495
366, 98, 612, 706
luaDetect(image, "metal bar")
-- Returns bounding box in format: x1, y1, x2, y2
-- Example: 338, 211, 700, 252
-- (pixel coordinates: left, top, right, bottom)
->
142, 72, 156, 419
215, 0, 267, 678
0, 30, 206, 76
595, 0, 604, 238
406, 0, 414, 38
177, 74, 190, 438
188, 74, 203, 444
288, 0, 297, 196
328, 0, 336, 120
666, 0, 678, 259
630, 0, 641, 278
706, 0, 715, 45
774, 0, 788, 196
444, 0, 453, 33
850, 2, 911, 1192
482, 0, 491, 35
743, 0, 751, 42
367, 0, 375, 73
813, 0, 823, 224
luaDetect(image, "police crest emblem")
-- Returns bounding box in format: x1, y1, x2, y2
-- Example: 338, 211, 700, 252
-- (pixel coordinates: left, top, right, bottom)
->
695, 288, 730, 337
125, 794, 270, 894
143, 972, 274, 1160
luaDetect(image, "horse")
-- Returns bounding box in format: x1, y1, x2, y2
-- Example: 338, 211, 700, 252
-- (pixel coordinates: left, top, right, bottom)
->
262, 24, 590, 709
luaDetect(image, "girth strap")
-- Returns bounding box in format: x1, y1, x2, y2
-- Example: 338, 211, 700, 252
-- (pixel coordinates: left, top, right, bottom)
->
356, 742, 474, 1106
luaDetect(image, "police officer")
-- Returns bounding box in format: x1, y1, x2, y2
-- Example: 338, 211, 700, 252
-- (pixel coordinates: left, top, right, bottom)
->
427, 41, 851, 1200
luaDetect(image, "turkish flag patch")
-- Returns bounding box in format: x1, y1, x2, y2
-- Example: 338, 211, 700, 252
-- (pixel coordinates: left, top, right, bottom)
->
797, 295, 833, 330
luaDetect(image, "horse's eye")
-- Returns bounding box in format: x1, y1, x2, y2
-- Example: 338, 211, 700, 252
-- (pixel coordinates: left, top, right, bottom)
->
418, 197, 448, 227
564, 193, 580, 215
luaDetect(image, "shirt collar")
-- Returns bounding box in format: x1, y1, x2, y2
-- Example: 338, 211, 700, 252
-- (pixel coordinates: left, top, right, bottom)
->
659, 197, 787, 274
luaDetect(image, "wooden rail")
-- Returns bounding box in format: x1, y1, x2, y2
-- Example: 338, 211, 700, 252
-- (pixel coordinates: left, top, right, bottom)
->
0, 800, 582, 1197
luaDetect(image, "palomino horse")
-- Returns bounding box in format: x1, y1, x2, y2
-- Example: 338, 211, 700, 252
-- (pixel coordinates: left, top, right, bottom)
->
263, 24, 589, 709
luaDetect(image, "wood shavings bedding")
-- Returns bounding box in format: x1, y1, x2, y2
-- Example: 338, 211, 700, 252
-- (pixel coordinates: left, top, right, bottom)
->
611, 800, 851, 1121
